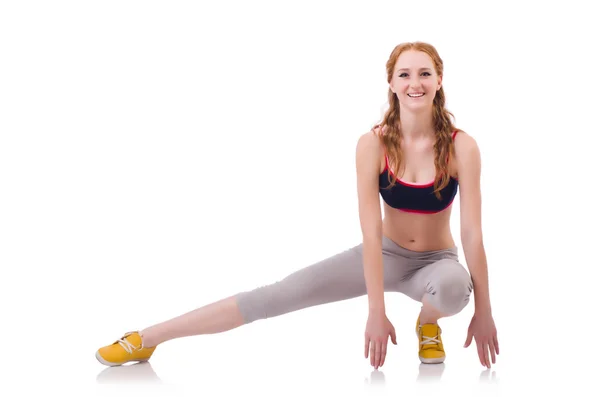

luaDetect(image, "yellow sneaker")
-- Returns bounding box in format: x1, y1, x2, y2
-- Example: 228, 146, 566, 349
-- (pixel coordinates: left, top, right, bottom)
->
95, 331, 156, 366
416, 316, 445, 364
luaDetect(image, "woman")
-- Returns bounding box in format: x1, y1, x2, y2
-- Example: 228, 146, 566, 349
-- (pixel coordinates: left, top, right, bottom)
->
95, 41, 499, 370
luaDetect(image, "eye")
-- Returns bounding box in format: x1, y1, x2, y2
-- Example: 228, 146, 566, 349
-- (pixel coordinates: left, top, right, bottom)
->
398, 72, 432, 77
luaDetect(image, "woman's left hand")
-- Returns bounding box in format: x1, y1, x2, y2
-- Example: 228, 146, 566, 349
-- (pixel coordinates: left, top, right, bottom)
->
464, 313, 499, 368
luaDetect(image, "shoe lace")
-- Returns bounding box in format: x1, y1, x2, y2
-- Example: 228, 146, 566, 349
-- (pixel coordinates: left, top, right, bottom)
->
418, 325, 441, 346
420, 334, 440, 345
117, 332, 140, 354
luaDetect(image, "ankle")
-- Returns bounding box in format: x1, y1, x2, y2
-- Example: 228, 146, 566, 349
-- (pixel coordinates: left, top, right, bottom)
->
139, 330, 156, 349
418, 313, 439, 326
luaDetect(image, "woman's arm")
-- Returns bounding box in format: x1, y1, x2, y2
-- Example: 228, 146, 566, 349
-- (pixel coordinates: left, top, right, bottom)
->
356, 130, 398, 370
355, 131, 385, 314
454, 131, 491, 314
454, 130, 499, 368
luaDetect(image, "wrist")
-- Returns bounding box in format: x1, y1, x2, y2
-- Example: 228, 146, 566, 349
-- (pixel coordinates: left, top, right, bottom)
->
473, 290, 491, 315
474, 304, 492, 316
369, 305, 385, 315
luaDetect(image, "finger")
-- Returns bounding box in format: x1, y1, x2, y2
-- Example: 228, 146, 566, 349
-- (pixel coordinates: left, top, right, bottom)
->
374, 342, 381, 368
483, 341, 492, 368
481, 341, 490, 368
464, 329, 473, 347
494, 335, 500, 355
489, 340, 497, 364
380, 343, 387, 367
477, 340, 485, 367
391, 328, 397, 345
364, 336, 369, 359
370, 341, 376, 367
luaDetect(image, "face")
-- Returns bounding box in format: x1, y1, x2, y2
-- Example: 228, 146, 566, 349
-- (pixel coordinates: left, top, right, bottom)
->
389, 50, 442, 113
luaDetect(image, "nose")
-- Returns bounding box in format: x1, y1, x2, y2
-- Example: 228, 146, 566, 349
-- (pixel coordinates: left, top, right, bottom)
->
410, 78, 422, 90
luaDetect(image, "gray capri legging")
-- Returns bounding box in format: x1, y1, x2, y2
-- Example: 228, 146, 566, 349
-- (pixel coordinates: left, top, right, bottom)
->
234, 235, 473, 324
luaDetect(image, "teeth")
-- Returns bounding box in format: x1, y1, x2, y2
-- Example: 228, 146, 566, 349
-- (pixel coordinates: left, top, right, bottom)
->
408, 93, 424, 97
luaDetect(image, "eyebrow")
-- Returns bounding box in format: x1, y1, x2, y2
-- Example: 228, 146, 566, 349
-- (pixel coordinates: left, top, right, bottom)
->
396, 67, 432, 72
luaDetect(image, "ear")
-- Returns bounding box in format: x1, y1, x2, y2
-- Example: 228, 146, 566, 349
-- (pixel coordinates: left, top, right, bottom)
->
437, 75, 443, 90
389, 83, 395, 93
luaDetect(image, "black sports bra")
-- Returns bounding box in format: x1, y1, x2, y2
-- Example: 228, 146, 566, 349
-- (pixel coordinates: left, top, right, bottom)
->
379, 130, 459, 214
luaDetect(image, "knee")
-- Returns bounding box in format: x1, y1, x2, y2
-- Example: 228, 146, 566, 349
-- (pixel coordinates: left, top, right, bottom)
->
235, 280, 307, 324
426, 264, 473, 316
235, 283, 279, 324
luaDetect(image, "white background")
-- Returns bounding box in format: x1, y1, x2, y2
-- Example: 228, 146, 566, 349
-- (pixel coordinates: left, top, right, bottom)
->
1, 0, 598, 396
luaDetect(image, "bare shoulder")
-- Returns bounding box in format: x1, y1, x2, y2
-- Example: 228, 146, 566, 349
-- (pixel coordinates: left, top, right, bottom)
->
355, 128, 384, 233
356, 127, 384, 166
356, 130, 383, 173
453, 130, 480, 158
357, 128, 382, 150
452, 130, 481, 175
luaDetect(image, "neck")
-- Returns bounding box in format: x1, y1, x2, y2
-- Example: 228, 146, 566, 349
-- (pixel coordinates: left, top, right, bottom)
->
398, 108, 435, 140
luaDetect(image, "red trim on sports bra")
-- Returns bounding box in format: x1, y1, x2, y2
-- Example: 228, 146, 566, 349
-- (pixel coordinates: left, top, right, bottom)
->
381, 129, 460, 186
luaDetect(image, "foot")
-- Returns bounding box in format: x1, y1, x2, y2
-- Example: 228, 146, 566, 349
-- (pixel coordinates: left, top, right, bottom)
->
95, 331, 156, 366
416, 316, 445, 364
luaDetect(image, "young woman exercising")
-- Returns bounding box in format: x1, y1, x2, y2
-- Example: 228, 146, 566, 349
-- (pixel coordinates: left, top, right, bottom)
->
96, 41, 499, 370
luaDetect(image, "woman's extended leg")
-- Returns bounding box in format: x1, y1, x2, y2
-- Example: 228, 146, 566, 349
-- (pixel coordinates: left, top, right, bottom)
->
142, 242, 408, 346
138, 245, 367, 347
95, 241, 409, 366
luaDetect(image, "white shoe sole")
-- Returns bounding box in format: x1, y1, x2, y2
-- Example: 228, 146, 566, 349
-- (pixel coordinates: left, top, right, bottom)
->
419, 356, 445, 364
95, 351, 150, 367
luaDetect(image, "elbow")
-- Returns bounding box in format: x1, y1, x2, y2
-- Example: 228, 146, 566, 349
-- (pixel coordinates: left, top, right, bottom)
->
362, 225, 382, 244
363, 234, 382, 245
461, 230, 482, 248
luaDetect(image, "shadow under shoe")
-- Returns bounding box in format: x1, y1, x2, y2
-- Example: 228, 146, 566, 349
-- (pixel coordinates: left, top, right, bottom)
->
96, 361, 162, 384
416, 362, 446, 382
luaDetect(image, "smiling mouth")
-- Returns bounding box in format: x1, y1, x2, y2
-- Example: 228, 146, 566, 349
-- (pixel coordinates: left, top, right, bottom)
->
407, 93, 424, 97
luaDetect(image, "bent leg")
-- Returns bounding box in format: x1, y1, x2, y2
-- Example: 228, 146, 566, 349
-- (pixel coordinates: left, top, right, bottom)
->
404, 258, 473, 317
396, 255, 473, 365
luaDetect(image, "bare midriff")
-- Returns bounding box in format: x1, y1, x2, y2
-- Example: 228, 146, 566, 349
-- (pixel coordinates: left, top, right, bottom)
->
377, 135, 458, 252
382, 204, 456, 252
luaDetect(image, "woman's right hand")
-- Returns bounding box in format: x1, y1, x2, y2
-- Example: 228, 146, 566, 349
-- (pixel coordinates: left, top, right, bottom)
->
364, 311, 397, 369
